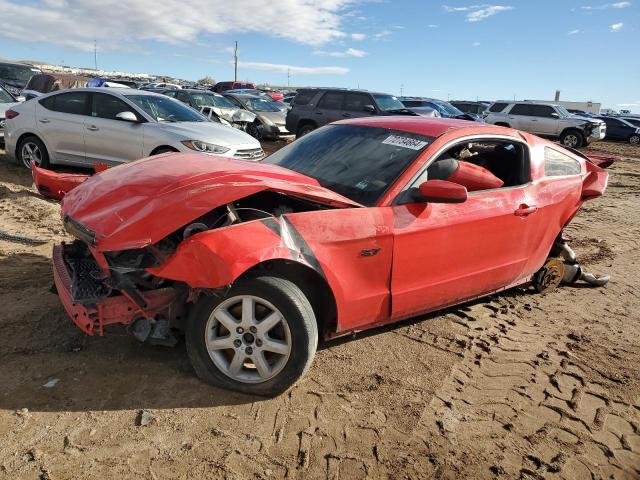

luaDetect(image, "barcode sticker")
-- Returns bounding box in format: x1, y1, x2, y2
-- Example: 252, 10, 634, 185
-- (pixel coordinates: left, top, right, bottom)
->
382, 135, 428, 150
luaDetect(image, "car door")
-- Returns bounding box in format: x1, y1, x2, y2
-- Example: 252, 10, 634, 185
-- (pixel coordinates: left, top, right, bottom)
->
35, 91, 89, 164
603, 118, 626, 140
313, 92, 345, 127
528, 105, 560, 135
342, 92, 377, 120
390, 138, 538, 320
83, 92, 144, 165
507, 103, 534, 131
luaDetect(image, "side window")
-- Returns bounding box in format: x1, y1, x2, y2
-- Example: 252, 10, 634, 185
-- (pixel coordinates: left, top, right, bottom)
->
318, 92, 344, 110
544, 148, 581, 176
164, 91, 177, 98
530, 105, 556, 118
176, 91, 190, 103
509, 104, 532, 116
489, 102, 508, 112
92, 93, 135, 120
51, 92, 89, 115
401, 100, 420, 108
39, 96, 56, 110
292, 91, 314, 105
344, 93, 373, 112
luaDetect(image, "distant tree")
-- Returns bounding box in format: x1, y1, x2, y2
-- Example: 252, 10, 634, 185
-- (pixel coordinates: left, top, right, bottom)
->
198, 76, 216, 85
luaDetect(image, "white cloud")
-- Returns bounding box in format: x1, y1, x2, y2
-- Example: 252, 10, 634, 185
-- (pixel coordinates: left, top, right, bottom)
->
0, 0, 356, 51
237, 61, 349, 75
428, 24, 439, 28
351, 33, 366, 41
374, 30, 392, 39
443, 4, 514, 22
610, 22, 624, 31
568, 29, 581, 35
313, 47, 367, 57
582, 1, 631, 9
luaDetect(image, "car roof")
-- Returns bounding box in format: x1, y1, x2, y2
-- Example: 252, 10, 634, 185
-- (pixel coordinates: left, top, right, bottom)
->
334, 116, 505, 137
297, 87, 391, 96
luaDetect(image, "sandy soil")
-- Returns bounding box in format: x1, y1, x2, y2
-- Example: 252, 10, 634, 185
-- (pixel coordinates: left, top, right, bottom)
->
0, 142, 638, 479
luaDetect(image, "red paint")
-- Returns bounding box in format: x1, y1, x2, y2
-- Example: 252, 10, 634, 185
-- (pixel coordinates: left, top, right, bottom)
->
53, 118, 608, 339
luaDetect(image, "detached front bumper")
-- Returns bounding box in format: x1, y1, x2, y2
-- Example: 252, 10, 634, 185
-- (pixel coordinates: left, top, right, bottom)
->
52, 243, 182, 336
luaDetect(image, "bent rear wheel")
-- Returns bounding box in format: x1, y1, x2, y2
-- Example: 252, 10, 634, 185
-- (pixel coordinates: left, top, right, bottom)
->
18, 136, 49, 169
186, 276, 317, 396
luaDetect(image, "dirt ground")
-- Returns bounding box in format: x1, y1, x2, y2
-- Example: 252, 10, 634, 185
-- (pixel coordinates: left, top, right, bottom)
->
0, 141, 639, 479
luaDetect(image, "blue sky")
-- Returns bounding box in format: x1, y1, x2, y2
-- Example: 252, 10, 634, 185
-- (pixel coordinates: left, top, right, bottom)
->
0, 0, 638, 111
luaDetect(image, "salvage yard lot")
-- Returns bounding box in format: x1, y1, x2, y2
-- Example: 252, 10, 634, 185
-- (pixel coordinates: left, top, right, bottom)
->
0, 143, 639, 479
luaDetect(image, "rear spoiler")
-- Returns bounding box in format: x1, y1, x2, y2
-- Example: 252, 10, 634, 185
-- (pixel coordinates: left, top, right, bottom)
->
563, 146, 621, 169
31, 162, 107, 201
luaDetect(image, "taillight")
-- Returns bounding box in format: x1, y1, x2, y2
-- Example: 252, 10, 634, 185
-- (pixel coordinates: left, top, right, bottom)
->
5, 109, 19, 120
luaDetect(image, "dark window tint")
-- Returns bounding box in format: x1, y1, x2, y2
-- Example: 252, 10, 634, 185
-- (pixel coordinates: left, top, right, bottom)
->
292, 90, 315, 105
51, 92, 89, 115
489, 102, 508, 112
39, 96, 56, 110
318, 92, 344, 110
624, 118, 640, 127
164, 91, 178, 98
509, 104, 532, 116
92, 93, 135, 120
530, 105, 556, 118
344, 93, 373, 112
401, 100, 421, 107
545, 148, 581, 176
263, 125, 433, 206
176, 91, 190, 103
603, 118, 623, 127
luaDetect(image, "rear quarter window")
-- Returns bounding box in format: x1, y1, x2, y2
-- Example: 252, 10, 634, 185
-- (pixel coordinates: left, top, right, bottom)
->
292, 91, 315, 105
489, 102, 508, 113
544, 147, 582, 176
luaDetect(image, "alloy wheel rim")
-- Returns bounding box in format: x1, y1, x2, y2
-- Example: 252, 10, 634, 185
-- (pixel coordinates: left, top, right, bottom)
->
205, 295, 292, 383
631, 136, 639, 145
564, 135, 578, 147
21, 142, 42, 169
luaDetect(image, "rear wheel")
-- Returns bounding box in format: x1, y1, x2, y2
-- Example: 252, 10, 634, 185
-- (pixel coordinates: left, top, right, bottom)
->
296, 123, 316, 138
560, 130, 585, 148
186, 276, 317, 396
629, 134, 640, 145
17, 136, 49, 169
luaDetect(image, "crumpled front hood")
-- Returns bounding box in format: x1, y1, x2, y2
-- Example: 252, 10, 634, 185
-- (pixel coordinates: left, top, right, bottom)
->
146, 120, 259, 147
257, 111, 286, 125
61, 153, 362, 251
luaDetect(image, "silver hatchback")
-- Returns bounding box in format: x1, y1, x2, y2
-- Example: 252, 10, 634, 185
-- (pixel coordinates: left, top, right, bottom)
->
4, 88, 264, 169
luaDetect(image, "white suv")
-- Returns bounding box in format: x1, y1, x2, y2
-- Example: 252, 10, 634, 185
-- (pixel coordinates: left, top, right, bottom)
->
485, 101, 606, 148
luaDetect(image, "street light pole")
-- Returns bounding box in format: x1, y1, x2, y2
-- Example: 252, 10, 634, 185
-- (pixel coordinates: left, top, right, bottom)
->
234, 41, 238, 82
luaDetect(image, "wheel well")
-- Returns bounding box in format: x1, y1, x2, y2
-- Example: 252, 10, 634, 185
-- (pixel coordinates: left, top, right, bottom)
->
297, 120, 317, 131
238, 259, 337, 337
494, 122, 510, 128
560, 127, 584, 138
15, 132, 43, 157
150, 145, 179, 155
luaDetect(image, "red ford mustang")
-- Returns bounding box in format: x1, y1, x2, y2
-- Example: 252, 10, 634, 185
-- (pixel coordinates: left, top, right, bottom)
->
50, 117, 608, 396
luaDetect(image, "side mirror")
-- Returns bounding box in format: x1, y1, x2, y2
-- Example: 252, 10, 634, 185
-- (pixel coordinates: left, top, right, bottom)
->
550, 112, 560, 119
115, 111, 139, 122
16, 96, 26, 102
363, 104, 376, 113
414, 179, 468, 203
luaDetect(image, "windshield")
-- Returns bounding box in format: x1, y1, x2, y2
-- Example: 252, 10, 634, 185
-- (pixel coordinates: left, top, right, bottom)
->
556, 106, 571, 118
373, 94, 406, 111
192, 92, 236, 109
263, 125, 433, 206
242, 96, 281, 112
0, 63, 39, 88
0, 84, 15, 103
126, 94, 208, 122
435, 101, 463, 117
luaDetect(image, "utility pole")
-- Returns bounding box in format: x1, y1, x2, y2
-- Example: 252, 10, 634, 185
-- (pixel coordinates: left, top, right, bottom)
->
94, 40, 98, 70
234, 41, 238, 82
287, 68, 290, 87
400, 84, 403, 96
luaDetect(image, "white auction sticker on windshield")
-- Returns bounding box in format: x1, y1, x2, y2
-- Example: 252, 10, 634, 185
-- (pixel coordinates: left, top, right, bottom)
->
382, 135, 428, 150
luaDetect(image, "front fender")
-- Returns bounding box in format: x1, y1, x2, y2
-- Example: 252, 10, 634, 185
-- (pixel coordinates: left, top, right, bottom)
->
148, 218, 321, 288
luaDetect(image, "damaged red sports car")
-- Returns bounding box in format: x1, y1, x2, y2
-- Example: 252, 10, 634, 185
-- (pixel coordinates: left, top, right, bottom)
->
50, 117, 608, 396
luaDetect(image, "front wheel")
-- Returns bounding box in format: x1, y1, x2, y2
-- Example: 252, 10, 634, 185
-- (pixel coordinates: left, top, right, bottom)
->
186, 276, 318, 396
560, 130, 585, 149
629, 134, 640, 146
296, 123, 316, 138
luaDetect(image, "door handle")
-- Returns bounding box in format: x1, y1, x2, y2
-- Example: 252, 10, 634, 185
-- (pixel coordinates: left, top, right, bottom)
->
86, 125, 99, 131
38, 118, 50, 124
514, 204, 538, 216
530, 119, 538, 122
314, 111, 323, 115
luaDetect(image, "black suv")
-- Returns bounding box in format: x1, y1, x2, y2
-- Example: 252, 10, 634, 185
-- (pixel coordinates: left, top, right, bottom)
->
285, 88, 415, 137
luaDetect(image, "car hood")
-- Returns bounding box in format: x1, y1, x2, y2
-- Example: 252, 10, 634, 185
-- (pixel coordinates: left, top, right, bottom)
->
256, 111, 286, 124
0, 102, 20, 117
61, 153, 362, 251
147, 120, 259, 147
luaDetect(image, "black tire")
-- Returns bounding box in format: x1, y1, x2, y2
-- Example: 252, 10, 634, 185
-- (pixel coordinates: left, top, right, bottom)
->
494, 122, 511, 128
17, 135, 50, 169
152, 147, 178, 155
629, 134, 640, 146
560, 130, 585, 149
296, 123, 316, 138
247, 121, 263, 140
186, 276, 318, 396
